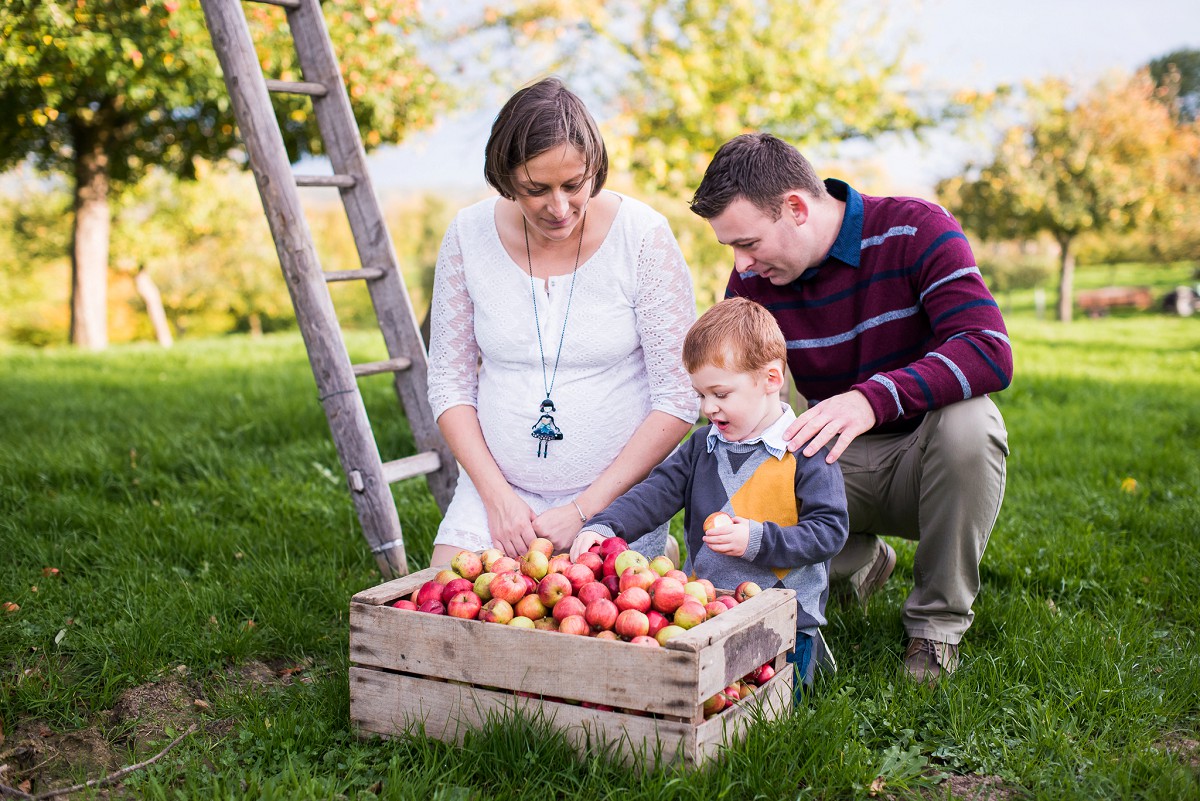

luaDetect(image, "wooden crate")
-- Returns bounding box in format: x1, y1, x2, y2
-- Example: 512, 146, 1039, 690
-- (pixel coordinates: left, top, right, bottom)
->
349, 566, 797, 767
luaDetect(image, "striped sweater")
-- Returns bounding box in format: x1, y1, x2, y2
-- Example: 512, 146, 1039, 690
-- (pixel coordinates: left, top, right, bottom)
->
727, 180, 1013, 434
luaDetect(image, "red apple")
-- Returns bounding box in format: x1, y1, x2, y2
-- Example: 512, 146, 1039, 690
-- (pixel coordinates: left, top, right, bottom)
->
615, 586, 651, 614
751, 663, 776, 685
665, 569, 689, 584
602, 551, 621, 578
733, 581, 762, 603
673, 599, 707, 629
480, 548, 504, 572
614, 609, 650, 639
584, 598, 619, 632
696, 578, 716, 603
575, 551, 603, 579
521, 574, 539, 596
478, 598, 513, 624
648, 554, 675, 576
576, 581, 611, 606
450, 549, 483, 581
703, 511, 733, 531
547, 554, 573, 575
683, 581, 709, 605
601, 574, 622, 596
489, 572, 527, 605
552, 595, 587, 622
447, 590, 482, 619
564, 563, 596, 593
417, 599, 445, 615
558, 615, 590, 636
514, 593, 547, 621
473, 572, 497, 602
648, 576, 686, 614
629, 635, 660, 647
646, 610, 669, 638
528, 537, 555, 558
716, 594, 739, 610
441, 577, 475, 605
598, 536, 629, 559
722, 684, 741, 703
537, 572, 573, 609
533, 616, 558, 631
594, 630, 619, 641
703, 693, 726, 717
414, 580, 444, 607
390, 599, 417, 611
619, 566, 657, 593
519, 550, 549, 581
490, 556, 519, 575
655, 624, 687, 645
704, 601, 727, 618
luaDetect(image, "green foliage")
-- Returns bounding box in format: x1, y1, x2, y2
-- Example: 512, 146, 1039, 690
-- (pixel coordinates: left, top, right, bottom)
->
2, 275, 1199, 797
1149, 47, 1200, 123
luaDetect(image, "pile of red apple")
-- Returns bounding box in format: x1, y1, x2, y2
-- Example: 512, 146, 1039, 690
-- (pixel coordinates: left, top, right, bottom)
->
390, 528, 779, 718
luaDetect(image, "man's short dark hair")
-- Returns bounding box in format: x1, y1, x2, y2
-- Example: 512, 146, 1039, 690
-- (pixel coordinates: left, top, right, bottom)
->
484, 77, 608, 200
690, 133, 828, 220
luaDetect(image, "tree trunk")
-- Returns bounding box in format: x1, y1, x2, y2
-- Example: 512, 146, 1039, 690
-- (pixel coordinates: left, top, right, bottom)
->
1056, 233, 1076, 323
134, 266, 174, 347
70, 126, 112, 349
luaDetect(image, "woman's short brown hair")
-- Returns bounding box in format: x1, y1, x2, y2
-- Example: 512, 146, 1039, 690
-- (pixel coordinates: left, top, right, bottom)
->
484, 77, 608, 199
683, 297, 787, 374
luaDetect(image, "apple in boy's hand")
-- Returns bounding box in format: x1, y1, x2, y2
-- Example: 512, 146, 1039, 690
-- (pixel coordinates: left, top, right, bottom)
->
703, 511, 733, 531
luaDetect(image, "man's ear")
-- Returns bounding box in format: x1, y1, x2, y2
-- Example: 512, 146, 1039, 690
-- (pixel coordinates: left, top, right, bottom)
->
783, 192, 810, 226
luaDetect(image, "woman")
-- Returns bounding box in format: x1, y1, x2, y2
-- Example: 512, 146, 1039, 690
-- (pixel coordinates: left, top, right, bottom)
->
427, 78, 698, 565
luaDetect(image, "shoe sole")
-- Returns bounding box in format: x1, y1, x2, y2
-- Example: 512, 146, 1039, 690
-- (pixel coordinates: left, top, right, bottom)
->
850, 543, 896, 606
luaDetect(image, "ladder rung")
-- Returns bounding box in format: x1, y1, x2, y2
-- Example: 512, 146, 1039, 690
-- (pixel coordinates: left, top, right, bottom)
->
324, 267, 385, 283
245, 0, 300, 7
265, 79, 328, 97
380, 452, 442, 484
295, 174, 357, 188
352, 357, 413, 378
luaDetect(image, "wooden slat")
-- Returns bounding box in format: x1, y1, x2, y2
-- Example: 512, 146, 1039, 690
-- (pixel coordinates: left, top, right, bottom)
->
351, 566, 440, 606
379, 451, 441, 484
294, 174, 356, 188
667, 588, 795, 652
324, 267, 385, 283
352, 356, 413, 378
246, 0, 300, 7
264, 78, 328, 97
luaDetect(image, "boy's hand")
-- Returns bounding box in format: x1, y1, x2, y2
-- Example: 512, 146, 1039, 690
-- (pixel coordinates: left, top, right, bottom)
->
570, 529, 605, 562
702, 515, 752, 558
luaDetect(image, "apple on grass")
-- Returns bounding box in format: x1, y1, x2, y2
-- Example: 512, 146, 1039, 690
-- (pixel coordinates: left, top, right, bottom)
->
447, 590, 482, 619
450, 549, 483, 581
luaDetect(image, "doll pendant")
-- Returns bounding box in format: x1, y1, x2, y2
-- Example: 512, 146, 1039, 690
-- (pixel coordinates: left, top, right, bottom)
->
531, 398, 563, 458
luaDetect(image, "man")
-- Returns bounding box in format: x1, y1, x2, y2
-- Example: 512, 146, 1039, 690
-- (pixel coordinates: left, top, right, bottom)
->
690, 133, 1011, 682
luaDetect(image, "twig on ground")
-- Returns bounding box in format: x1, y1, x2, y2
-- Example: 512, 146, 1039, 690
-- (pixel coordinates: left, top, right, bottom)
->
0, 723, 198, 801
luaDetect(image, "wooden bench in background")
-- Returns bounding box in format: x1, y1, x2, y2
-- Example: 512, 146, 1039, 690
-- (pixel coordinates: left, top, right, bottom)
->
1076, 286, 1154, 317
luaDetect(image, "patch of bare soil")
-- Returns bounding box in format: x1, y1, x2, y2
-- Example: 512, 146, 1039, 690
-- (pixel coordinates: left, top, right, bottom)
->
1156, 733, 1200, 769
939, 774, 1020, 800
0, 721, 119, 796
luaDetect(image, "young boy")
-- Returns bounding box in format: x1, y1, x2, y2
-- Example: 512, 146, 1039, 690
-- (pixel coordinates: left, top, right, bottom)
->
571, 297, 849, 686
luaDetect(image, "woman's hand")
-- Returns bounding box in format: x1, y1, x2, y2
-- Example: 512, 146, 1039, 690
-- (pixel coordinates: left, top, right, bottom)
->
532, 504, 586, 555
485, 489, 538, 558
570, 529, 605, 562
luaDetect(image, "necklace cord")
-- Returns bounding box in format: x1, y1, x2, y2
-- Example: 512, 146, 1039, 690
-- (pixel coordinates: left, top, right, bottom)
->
524, 210, 587, 402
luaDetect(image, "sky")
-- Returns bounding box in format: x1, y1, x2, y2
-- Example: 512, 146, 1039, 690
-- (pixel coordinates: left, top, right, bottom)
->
364, 0, 1200, 198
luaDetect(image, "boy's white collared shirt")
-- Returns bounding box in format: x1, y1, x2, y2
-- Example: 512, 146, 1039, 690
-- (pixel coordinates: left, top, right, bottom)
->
705, 403, 796, 460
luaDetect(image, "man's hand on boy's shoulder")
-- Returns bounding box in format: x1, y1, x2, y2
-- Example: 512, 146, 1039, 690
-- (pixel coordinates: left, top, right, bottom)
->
702, 515, 752, 558
785, 390, 875, 463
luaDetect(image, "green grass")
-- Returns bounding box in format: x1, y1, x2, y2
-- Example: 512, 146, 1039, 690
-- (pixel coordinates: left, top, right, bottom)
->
2, 282, 1199, 799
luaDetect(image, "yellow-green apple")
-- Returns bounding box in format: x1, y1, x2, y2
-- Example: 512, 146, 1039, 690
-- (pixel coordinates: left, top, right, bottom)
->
537, 572, 573, 609
414, 580, 444, 607
655, 624, 687, 645
529, 537, 555, 558
613, 550, 650, 577
575, 551, 603, 579
683, 581, 709, 605
615, 586, 651, 614
703, 511, 733, 531
515, 593, 547, 621
629, 635, 660, 647
450, 550, 483, 581
576, 581, 611, 606
519, 550, 549, 581
648, 576, 686, 614
441, 577, 475, 605
547, 554, 573, 574
417, 599, 445, 615
433, 569, 458, 585
733, 581, 762, 603
563, 563, 595, 593
390, 599, 417, 611
558, 614, 590, 636
598, 536, 629, 559
533, 616, 558, 631
584, 598, 618, 632
508, 616, 536, 629
673, 599, 707, 629
594, 630, 619, 641
447, 590, 482, 619
551, 595, 587, 622
696, 578, 716, 603
648, 554, 675, 576
478, 598, 513, 624
473, 572, 497, 601
702, 692, 726, 717
490, 556, 519, 575
735, 679, 754, 698
489, 572, 527, 605
615, 609, 650, 639
480, 548, 505, 572
704, 601, 727, 618
646, 610, 669, 638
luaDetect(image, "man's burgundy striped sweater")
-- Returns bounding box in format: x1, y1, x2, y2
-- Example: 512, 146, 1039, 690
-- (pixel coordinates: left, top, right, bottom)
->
727, 179, 1013, 434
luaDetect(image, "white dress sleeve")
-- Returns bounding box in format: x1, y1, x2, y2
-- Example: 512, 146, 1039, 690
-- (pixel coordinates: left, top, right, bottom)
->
426, 217, 479, 421
634, 220, 701, 424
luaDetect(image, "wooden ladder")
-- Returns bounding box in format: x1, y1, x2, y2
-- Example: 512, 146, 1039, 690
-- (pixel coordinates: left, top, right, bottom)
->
199, 0, 457, 578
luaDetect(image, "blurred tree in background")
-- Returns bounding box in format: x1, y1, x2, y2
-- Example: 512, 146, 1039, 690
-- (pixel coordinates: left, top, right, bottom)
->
939, 71, 1200, 322
1150, 47, 1200, 123
0, 0, 444, 349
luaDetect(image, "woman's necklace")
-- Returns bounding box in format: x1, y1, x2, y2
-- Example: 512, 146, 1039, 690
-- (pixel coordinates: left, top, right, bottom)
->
526, 210, 587, 458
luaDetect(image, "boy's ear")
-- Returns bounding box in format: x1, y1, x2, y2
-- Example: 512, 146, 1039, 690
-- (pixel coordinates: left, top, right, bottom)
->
764, 363, 785, 392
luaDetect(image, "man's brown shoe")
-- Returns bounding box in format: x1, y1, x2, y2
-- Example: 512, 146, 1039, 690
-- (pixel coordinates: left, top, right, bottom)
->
903, 638, 960, 683
846, 540, 896, 607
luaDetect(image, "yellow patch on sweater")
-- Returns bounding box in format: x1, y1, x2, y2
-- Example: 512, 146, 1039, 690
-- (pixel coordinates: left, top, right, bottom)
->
728, 451, 800, 587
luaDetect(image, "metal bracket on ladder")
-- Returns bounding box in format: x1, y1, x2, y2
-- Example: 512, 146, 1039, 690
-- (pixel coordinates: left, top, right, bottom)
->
201, 0, 458, 578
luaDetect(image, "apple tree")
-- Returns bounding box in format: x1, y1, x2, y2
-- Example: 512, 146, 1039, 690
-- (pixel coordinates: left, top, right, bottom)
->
939, 73, 1200, 322
0, 0, 444, 349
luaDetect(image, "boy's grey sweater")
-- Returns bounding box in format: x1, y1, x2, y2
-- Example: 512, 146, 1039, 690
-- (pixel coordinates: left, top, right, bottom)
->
584, 427, 849, 634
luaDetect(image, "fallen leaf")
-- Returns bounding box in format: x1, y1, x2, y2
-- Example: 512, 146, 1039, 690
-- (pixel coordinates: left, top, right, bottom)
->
42, 567, 59, 577
868, 776, 886, 797
2, 602, 18, 613
1121, 477, 1138, 493
193, 699, 211, 710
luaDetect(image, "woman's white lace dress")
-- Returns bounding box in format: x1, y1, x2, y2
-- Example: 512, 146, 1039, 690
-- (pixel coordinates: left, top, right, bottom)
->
427, 191, 699, 551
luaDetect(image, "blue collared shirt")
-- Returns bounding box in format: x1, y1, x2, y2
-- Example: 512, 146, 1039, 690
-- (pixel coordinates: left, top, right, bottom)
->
705, 403, 797, 460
